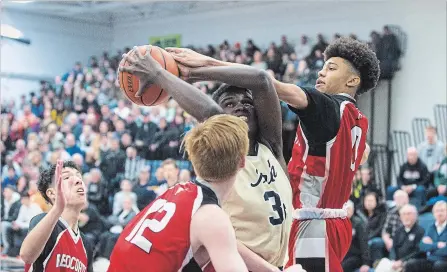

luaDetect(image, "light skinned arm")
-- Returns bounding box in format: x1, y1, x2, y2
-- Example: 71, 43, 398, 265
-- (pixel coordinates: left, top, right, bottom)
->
20, 160, 65, 264
237, 241, 280, 272
192, 205, 248, 272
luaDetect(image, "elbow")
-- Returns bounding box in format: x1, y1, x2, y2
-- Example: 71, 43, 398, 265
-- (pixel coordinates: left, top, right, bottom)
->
256, 70, 274, 91
19, 250, 36, 264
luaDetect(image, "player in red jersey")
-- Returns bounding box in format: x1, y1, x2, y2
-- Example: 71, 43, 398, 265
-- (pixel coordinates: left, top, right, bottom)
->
20, 160, 93, 272
108, 114, 249, 272
270, 38, 380, 272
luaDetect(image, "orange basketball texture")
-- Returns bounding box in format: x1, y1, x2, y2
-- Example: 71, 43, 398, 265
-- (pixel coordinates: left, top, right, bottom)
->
119, 46, 179, 106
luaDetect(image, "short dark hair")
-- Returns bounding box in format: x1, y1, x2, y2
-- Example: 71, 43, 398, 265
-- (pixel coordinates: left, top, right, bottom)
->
324, 37, 380, 95
38, 161, 80, 204
161, 158, 178, 169
211, 84, 252, 103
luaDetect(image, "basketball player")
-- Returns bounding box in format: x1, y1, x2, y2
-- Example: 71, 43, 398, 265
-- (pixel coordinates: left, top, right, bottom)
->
166, 37, 378, 272
20, 160, 93, 272
108, 114, 249, 271
121, 46, 294, 271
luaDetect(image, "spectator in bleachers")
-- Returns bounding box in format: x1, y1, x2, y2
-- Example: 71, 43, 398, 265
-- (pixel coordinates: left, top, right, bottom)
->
4, 192, 41, 257
28, 180, 50, 212
245, 39, 260, 62
357, 192, 387, 263
79, 200, 104, 247
351, 167, 382, 207
123, 146, 146, 181
387, 147, 429, 209
1, 186, 21, 256
99, 136, 126, 186
250, 51, 267, 70
1, 155, 22, 180
112, 179, 137, 216
2, 167, 19, 188
133, 167, 157, 211
87, 168, 109, 215
155, 159, 179, 196
278, 35, 295, 56
179, 169, 192, 183
377, 25, 401, 79
294, 35, 312, 61
65, 133, 84, 157
16, 176, 29, 196
342, 200, 372, 272
12, 139, 27, 165
418, 126, 446, 175
405, 201, 447, 272
375, 204, 425, 272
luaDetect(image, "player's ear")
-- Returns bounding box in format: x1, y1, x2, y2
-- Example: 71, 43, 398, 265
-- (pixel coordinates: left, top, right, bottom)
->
347, 74, 361, 89
239, 157, 246, 169
46, 188, 56, 203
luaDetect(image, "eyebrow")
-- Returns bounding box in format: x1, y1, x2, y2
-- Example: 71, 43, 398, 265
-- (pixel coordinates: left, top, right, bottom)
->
326, 61, 338, 67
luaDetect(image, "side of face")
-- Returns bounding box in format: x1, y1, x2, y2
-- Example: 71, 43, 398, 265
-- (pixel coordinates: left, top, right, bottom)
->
433, 203, 447, 223
163, 164, 179, 182
46, 167, 86, 207
316, 57, 360, 94
217, 89, 258, 137
400, 207, 417, 227
364, 194, 377, 211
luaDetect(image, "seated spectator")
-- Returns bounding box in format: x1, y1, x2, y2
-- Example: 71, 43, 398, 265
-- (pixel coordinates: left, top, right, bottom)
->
1, 186, 21, 256
87, 168, 109, 215
405, 201, 447, 272
342, 200, 372, 272
133, 167, 157, 211
250, 51, 267, 70
357, 192, 387, 263
1, 155, 22, 180
4, 192, 41, 256
376, 190, 410, 259
72, 152, 90, 174
16, 175, 29, 195
79, 200, 105, 247
95, 196, 138, 260
155, 159, 180, 196
387, 147, 429, 209
123, 146, 146, 182
351, 167, 382, 206
376, 204, 425, 271
426, 145, 447, 204
65, 133, 84, 157
112, 179, 137, 216
418, 126, 445, 175
2, 167, 19, 188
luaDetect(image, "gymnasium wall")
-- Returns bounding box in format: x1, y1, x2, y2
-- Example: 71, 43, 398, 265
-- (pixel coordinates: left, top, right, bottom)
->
112, 0, 446, 134
1, 10, 113, 102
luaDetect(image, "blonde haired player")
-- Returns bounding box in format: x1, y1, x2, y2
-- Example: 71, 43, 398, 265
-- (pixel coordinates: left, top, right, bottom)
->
121, 45, 294, 271
109, 114, 249, 271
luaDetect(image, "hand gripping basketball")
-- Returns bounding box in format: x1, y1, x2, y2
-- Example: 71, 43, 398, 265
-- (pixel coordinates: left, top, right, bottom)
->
119, 45, 163, 97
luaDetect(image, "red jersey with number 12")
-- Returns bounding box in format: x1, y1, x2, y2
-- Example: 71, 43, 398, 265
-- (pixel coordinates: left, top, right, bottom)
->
288, 99, 368, 209
108, 181, 218, 272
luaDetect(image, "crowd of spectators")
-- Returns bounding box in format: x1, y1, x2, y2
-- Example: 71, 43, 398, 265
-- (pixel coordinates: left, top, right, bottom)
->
1, 24, 445, 272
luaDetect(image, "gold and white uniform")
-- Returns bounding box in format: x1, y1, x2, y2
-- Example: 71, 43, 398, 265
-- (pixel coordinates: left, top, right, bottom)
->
222, 143, 293, 267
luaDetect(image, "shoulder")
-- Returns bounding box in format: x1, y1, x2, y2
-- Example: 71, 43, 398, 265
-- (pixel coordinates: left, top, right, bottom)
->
192, 205, 231, 235
29, 213, 48, 228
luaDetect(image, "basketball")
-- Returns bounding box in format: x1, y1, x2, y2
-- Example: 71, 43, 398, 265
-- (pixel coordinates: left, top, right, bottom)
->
119, 45, 179, 106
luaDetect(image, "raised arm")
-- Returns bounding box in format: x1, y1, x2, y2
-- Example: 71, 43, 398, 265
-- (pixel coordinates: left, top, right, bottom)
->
120, 46, 223, 122
189, 65, 284, 160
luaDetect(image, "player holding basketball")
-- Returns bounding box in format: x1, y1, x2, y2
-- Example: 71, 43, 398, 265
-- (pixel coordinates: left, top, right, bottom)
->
120, 46, 295, 272
20, 160, 93, 272
108, 114, 249, 271
166, 37, 379, 272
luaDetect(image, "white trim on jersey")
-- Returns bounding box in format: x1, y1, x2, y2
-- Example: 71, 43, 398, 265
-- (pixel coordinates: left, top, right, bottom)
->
59, 217, 81, 244
42, 229, 67, 269
178, 183, 204, 271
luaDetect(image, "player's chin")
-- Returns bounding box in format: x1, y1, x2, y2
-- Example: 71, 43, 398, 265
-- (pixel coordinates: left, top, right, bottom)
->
315, 83, 325, 92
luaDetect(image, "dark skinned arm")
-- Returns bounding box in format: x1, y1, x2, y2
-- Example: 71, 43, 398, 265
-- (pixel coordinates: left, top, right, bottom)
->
190, 65, 286, 170
120, 46, 223, 122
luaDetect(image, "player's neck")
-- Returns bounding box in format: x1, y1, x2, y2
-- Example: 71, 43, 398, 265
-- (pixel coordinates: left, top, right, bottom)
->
61, 207, 80, 231
207, 177, 236, 202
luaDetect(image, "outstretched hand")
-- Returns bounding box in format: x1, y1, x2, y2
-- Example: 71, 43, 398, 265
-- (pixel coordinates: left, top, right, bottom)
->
166, 47, 214, 68
53, 160, 73, 214
119, 45, 163, 97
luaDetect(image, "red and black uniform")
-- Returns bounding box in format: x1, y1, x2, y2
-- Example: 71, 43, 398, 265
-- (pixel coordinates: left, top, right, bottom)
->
25, 214, 93, 272
108, 180, 218, 272
286, 87, 368, 272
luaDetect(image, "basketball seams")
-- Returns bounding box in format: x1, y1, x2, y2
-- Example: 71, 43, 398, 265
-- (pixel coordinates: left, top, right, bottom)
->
148, 46, 168, 106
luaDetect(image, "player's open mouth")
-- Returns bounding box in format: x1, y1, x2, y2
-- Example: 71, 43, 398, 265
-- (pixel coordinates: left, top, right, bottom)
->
316, 79, 325, 85
239, 116, 248, 122
76, 188, 85, 195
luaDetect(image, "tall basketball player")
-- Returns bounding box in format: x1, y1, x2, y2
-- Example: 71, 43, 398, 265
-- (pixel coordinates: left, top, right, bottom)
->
121, 45, 293, 271
166, 37, 379, 272
20, 160, 93, 271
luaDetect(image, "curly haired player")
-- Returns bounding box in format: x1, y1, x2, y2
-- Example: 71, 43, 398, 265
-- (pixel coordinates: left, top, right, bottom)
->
165, 37, 379, 271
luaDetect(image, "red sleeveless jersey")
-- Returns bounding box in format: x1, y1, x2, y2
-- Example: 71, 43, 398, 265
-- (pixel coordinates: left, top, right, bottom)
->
288, 89, 369, 209
25, 215, 90, 272
108, 181, 218, 272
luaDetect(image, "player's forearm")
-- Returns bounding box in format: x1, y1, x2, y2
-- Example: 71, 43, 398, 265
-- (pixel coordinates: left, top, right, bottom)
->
20, 209, 61, 264
271, 80, 308, 109
154, 70, 223, 122
190, 65, 272, 94
237, 241, 279, 272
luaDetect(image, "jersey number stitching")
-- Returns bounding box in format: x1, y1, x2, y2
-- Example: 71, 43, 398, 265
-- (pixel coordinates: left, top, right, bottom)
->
125, 199, 176, 253
264, 190, 286, 225
350, 126, 363, 171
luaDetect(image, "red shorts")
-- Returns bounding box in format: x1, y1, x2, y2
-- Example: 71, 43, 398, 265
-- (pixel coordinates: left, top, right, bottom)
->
285, 218, 352, 272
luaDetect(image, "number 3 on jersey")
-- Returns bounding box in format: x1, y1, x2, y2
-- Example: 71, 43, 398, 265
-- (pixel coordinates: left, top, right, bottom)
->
264, 191, 286, 226
125, 199, 176, 253
350, 126, 363, 171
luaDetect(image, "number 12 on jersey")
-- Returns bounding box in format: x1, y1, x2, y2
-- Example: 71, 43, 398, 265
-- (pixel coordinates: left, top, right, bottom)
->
125, 199, 176, 253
